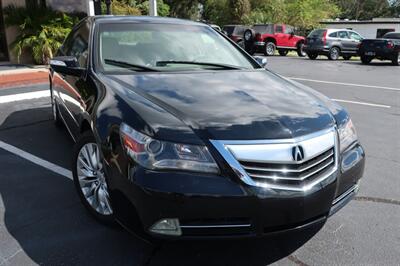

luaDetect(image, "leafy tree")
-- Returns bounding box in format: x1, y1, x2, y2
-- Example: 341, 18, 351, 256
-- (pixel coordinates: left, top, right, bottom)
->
244, 0, 287, 24
164, 0, 200, 19
3, 5, 78, 64
333, 0, 391, 20
202, 0, 230, 25
228, 0, 251, 23
243, 0, 339, 29
389, 0, 400, 17
286, 0, 340, 29
101, 0, 141, 15
136, 0, 170, 16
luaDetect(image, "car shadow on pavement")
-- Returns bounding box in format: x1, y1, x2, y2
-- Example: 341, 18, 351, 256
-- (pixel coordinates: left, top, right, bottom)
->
0, 107, 323, 266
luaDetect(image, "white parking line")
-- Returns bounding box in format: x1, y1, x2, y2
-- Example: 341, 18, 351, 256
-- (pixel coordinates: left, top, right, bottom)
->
288, 77, 400, 92
0, 140, 72, 180
0, 90, 50, 104
332, 99, 391, 108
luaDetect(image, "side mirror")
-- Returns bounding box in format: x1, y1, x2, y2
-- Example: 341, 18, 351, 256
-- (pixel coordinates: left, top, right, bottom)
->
290, 31, 295, 36
254, 56, 267, 68
50, 56, 85, 77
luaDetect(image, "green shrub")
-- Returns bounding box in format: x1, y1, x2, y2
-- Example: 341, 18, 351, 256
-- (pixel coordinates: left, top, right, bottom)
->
3, 5, 79, 64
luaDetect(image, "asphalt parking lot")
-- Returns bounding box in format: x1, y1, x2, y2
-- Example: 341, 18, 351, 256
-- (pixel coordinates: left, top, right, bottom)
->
0, 57, 399, 266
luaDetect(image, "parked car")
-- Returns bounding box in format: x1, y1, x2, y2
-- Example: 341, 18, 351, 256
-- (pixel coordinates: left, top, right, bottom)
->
358, 32, 400, 66
223, 24, 247, 48
49, 16, 365, 240
304, 29, 364, 60
209, 23, 222, 32
243, 24, 306, 56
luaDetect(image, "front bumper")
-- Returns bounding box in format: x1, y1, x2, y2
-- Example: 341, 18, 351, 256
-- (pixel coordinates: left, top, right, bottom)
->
107, 143, 365, 239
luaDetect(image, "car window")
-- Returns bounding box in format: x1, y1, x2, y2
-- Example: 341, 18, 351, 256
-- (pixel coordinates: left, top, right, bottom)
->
383, 32, 400, 39
97, 23, 256, 72
223, 26, 234, 35
349, 31, 362, 41
338, 31, 349, 39
284, 26, 294, 34
328, 32, 338, 38
64, 22, 90, 68
234, 26, 245, 35
275, 25, 283, 33
307, 29, 326, 38
253, 25, 274, 34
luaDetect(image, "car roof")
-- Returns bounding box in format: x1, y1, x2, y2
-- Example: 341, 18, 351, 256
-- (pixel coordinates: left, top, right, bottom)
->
92, 15, 205, 26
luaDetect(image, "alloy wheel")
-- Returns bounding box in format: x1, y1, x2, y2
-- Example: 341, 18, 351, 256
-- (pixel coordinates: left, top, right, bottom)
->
265, 43, 275, 56
77, 143, 113, 215
329, 47, 339, 60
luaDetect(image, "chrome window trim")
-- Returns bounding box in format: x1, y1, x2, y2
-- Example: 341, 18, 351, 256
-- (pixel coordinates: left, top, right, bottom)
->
210, 127, 339, 192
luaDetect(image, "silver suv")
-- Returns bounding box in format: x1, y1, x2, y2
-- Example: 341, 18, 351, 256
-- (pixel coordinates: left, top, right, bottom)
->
304, 29, 364, 60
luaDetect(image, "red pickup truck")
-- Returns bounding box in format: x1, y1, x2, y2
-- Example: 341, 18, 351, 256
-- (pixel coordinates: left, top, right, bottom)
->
244, 24, 306, 57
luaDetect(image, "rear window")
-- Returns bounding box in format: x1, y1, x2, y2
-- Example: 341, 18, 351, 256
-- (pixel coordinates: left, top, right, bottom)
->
308, 29, 326, 38
383, 32, 400, 39
234, 26, 246, 35
329, 32, 337, 38
253, 25, 274, 34
223, 26, 234, 35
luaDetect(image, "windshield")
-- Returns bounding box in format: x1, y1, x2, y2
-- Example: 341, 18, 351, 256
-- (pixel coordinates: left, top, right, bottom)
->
97, 23, 256, 72
253, 25, 273, 34
308, 29, 326, 38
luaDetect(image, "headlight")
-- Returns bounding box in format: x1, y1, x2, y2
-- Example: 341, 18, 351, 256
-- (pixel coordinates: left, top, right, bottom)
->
338, 119, 358, 153
120, 123, 219, 174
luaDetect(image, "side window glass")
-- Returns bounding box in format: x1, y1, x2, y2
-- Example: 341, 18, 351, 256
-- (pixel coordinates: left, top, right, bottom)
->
66, 22, 90, 68
350, 32, 362, 41
284, 26, 293, 34
275, 25, 283, 33
338, 31, 349, 39
329, 32, 337, 38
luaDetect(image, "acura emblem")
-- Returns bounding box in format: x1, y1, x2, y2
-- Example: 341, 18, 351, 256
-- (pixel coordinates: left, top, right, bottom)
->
292, 145, 305, 162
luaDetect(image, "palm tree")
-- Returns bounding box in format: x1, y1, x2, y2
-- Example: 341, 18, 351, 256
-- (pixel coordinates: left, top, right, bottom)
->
3, 5, 77, 64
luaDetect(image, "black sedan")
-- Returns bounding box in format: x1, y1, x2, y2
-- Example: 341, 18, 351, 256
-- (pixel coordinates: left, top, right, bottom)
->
49, 16, 365, 239
358, 32, 400, 66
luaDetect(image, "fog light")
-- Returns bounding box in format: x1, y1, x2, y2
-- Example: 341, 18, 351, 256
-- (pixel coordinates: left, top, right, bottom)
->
149, 218, 182, 236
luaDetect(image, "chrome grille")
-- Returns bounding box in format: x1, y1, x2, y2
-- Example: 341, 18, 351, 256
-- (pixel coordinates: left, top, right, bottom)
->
240, 147, 335, 183
210, 128, 338, 191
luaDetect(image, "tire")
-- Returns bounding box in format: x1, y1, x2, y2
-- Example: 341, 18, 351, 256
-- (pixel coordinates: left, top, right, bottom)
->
278, 49, 289, 56
307, 53, 318, 60
243, 29, 254, 42
297, 42, 306, 57
243, 29, 255, 54
52, 98, 63, 127
360, 55, 373, 64
72, 132, 115, 225
264, 42, 276, 56
328, 47, 340, 60
343, 55, 352, 60
391, 53, 400, 66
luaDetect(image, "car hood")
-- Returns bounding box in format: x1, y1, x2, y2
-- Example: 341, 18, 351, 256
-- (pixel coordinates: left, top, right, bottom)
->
103, 70, 337, 141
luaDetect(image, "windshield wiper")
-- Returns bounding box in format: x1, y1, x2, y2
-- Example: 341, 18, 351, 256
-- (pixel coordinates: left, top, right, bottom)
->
104, 59, 158, 72
156, 60, 245, 70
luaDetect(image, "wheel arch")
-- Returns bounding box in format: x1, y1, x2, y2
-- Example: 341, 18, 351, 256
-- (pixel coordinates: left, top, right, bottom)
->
296, 40, 305, 47
264, 37, 276, 45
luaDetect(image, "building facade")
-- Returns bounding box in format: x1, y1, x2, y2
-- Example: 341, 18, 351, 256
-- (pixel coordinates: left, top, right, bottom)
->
321, 18, 400, 39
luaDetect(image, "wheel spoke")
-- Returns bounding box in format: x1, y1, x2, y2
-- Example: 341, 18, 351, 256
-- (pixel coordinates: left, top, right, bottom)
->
78, 156, 94, 172
77, 142, 113, 216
